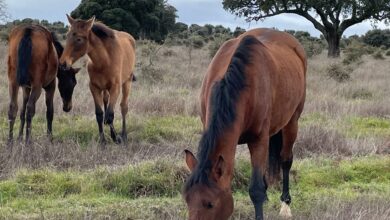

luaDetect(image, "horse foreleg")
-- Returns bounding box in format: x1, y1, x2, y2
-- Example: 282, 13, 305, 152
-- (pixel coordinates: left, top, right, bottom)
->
90, 83, 106, 145
278, 119, 299, 219
106, 84, 121, 144
119, 79, 131, 144
7, 82, 19, 145
25, 86, 42, 146
18, 87, 31, 141
44, 80, 55, 141
248, 133, 269, 220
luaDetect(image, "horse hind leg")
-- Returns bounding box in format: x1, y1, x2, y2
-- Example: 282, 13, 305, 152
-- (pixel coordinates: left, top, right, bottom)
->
278, 118, 299, 219
44, 80, 55, 142
119, 79, 131, 144
25, 86, 42, 146
18, 87, 31, 141
7, 82, 19, 146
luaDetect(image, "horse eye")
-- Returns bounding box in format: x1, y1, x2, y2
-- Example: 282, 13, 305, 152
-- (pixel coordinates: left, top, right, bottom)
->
205, 202, 213, 209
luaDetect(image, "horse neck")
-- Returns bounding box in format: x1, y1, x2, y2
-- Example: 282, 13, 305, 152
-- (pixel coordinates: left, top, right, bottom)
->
205, 122, 242, 189
87, 33, 111, 68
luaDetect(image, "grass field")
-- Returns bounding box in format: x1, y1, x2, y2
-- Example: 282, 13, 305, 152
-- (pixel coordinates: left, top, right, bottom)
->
0, 39, 389, 219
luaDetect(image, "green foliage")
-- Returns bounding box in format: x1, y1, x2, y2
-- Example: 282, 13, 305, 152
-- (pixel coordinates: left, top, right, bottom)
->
223, 0, 390, 57
208, 33, 232, 58
286, 30, 326, 57
0, 19, 68, 41
71, 0, 177, 42
363, 29, 390, 49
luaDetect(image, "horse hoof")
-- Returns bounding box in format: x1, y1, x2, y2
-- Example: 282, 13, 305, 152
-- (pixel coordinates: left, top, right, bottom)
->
114, 136, 122, 145
279, 202, 292, 218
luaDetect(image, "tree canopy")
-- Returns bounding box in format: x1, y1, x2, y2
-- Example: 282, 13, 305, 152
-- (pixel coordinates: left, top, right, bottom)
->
71, 0, 177, 42
223, 0, 390, 57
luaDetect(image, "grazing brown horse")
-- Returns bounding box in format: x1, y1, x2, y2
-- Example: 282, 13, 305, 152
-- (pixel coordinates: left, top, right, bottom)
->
7, 24, 80, 145
60, 15, 136, 144
183, 28, 307, 220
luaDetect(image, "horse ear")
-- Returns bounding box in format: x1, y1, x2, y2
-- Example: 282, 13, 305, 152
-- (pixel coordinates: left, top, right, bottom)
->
66, 14, 75, 25
212, 155, 225, 181
86, 16, 95, 30
184, 150, 197, 171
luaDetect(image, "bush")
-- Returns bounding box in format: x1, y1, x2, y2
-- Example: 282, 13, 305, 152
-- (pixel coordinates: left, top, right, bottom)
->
342, 40, 375, 65
372, 50, 385, 60
188, 35, 204, 49
326, 63, 350, 83
301, 39, 325, 57
363, 29, 390, 49
208, 34, 231, 58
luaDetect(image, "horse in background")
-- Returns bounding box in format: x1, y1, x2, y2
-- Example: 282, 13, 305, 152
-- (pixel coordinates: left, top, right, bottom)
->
183, 28, 307, 220
7, 24, 80, 145
60, 15, 136, 145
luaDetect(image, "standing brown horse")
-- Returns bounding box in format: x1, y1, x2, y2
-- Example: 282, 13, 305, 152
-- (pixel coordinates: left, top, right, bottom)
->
7, 24, 80, 145
183, 28, 306, 220
60, 15, 136, 144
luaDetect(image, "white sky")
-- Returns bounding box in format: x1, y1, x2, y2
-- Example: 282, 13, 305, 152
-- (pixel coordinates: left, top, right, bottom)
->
5, 0, 388, 37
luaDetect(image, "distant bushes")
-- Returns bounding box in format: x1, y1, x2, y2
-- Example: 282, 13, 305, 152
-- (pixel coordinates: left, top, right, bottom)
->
0, 18, 68, 41
326, 63, 350, 83
285, 30, 326, 57
363, 29, 390, 49
342, 40, 375, 65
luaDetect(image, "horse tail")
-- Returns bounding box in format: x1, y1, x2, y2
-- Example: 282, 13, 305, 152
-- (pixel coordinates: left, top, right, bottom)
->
268, 130, 283, 185
16, 27, 33, 86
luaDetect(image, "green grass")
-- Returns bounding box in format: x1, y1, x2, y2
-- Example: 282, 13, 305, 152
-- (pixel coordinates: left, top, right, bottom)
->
0, 156, 389, 219
346, 116, 390, 137
0, 114, 201, 147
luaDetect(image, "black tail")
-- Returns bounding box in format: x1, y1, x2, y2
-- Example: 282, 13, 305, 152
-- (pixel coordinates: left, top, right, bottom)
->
51, 32, 64, 57
17, 28, 33, 86
268, 130, 283, 184
132, 74, 137, 82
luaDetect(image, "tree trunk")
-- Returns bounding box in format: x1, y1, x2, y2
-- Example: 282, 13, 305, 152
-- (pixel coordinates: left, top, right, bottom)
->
326, 30, 341, 58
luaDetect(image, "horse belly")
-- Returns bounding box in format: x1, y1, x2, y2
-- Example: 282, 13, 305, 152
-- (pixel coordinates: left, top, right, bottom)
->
269, 58, 305, 135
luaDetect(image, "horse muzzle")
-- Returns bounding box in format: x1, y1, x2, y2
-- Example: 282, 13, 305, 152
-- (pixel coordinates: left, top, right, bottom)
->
63, 101, 72, 112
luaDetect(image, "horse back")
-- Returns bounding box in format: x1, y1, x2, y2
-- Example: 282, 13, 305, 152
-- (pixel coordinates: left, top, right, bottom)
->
8, 25, 58, 87
200, 28, 307, 135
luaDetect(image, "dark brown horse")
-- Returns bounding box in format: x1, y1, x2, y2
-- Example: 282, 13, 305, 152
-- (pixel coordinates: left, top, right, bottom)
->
7, 24, 80, 145
183, 28, 307, 220
60, 15, 136, 144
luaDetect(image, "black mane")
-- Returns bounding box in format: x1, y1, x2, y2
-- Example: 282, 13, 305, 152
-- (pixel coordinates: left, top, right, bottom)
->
91, 22, 115, 39
185, 35, 260, 190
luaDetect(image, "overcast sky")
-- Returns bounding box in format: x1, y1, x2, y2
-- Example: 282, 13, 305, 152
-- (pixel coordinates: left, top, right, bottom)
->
5, 0, 388, 37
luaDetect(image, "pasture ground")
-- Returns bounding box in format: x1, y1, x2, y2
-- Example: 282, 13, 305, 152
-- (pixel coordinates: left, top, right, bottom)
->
0, 41, 389, 219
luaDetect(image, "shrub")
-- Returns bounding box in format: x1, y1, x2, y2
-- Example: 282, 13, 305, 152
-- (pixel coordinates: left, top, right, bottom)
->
372, 50, 385, 60
342, 40, 376, 64
208, 34, 231, 58
190, 35, 205, 49
326, 63, 350, 83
